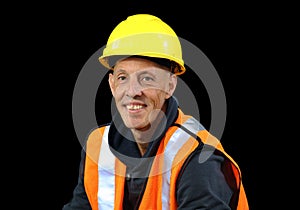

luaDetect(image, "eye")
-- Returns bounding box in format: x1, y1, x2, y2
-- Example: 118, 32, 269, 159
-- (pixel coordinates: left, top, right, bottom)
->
139, 73, 156, 87
142, 76, 154, 82
117, 76, 127, 81
115, 74, 128, 84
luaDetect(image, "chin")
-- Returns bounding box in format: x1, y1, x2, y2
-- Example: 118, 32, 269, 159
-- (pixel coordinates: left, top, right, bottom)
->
124, 121, 149, 130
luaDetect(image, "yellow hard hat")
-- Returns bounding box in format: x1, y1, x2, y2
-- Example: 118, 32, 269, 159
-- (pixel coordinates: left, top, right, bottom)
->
99, 14, 186, 75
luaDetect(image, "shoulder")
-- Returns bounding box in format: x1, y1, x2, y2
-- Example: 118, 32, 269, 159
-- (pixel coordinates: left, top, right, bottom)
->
178, 146, 226, 181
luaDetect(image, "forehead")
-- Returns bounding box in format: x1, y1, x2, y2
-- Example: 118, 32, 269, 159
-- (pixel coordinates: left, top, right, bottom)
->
114, 57, 170, 74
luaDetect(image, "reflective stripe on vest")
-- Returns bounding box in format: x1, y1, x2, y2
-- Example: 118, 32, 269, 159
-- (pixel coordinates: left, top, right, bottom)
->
98, 126, 115, 209
161, 117, 204, 208
97, 117, 203, 209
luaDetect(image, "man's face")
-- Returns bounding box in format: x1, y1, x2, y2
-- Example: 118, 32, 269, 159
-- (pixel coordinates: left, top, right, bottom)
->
109, 57, 177, 131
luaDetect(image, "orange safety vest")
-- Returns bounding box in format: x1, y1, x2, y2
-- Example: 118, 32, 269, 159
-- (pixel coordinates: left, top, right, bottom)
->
84, 109, 249, 210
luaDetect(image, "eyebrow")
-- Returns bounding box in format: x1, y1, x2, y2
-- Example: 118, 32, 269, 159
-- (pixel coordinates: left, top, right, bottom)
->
136, 69, 156, 75
113, 69, 127, 75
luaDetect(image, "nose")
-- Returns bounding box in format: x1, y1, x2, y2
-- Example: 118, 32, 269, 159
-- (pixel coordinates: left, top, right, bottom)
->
126, 76, 143, 98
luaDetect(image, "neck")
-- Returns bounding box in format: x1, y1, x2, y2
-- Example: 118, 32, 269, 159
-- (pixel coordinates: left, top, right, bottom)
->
131, 129, 152, 156
136, 142, 149, 156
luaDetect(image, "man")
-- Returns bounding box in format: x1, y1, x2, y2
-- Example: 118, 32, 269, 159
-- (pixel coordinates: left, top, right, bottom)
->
63, 14, 249, 210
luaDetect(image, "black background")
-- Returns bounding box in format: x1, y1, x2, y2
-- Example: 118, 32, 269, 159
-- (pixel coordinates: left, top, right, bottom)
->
6, 1, 296, 210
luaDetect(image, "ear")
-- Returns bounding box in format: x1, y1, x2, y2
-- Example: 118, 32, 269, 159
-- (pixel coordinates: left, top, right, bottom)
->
165, 74, 177, 99
108, 73, 115, 97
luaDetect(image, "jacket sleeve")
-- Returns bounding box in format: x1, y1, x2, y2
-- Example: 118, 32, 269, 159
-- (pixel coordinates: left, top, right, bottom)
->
62, 148, 92, 210
176, 146, 233, 210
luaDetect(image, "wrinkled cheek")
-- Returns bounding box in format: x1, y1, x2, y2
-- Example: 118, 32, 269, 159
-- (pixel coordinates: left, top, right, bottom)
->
153, 93, 166, 109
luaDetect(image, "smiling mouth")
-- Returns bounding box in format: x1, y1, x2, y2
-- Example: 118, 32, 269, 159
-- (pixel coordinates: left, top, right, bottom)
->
126, 104, 146, 110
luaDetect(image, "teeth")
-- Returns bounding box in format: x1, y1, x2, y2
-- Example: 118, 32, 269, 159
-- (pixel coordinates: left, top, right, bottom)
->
127, 104, 143, 110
